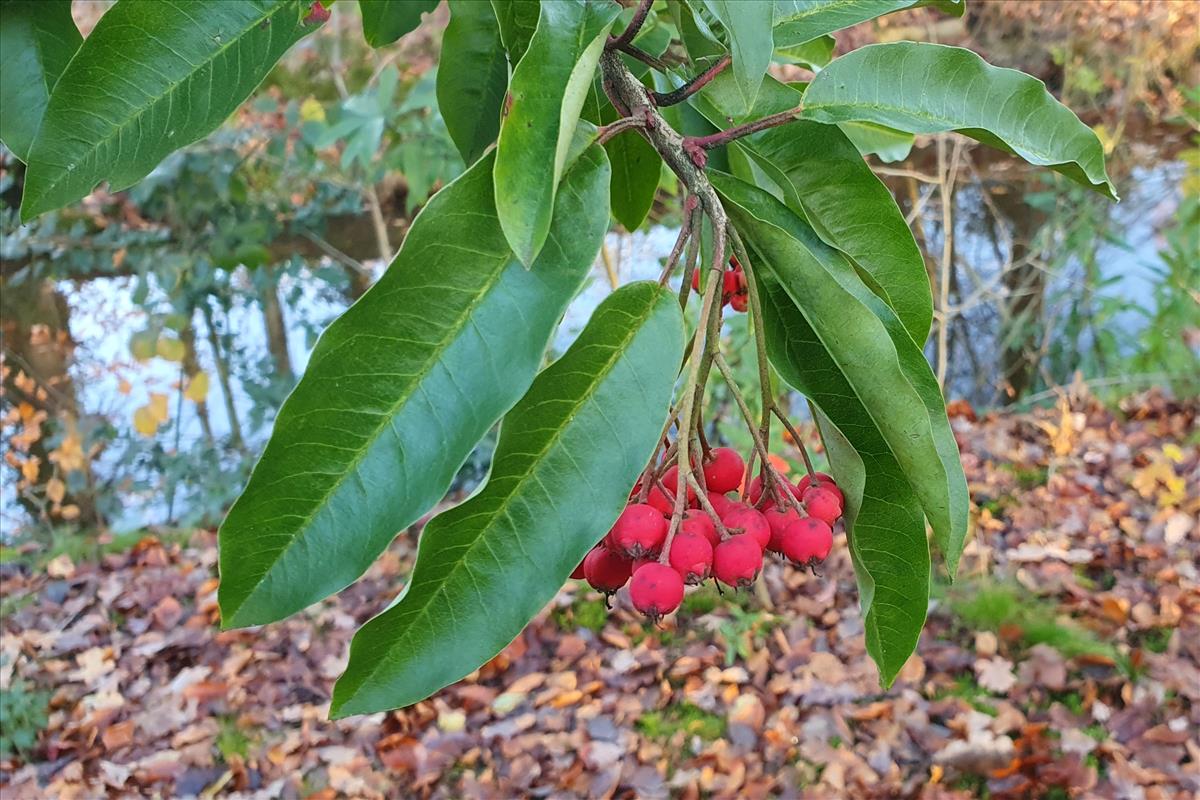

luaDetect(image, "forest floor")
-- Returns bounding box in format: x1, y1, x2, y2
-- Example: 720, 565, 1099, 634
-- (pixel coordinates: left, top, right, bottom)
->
1, 390, 1197, 799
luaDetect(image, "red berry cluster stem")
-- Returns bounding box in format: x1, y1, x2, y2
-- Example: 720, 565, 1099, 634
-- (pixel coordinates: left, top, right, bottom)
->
582, 50, 836, 624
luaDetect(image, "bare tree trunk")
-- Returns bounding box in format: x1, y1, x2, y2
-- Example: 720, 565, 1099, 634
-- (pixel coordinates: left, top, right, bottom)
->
990, 183, 1048, 405
0, 278, 100, 526
180, 315, 214, 446
259, 276, 294, 381
200, 298, 246, 452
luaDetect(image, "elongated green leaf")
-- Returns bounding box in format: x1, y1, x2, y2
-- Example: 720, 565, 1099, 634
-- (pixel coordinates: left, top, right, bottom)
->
802, 43, 1118, 200
219, 146, 612, 628
490, 0, 540, 68
774, 34, 835, 69
694, 78, 931, 342
713, 170, 968, 573
605, 129, 660, 232
331, 281, 685, 716
437, 0, 507, 165
0, 0, 81, 162
20, 0, 314, 221
693, 0, 773, 116
839, 121, 914, 163
771, 296, 930, 686
772, 0, 963, 48
359, 0, 438, 47
494, 0, 619, 265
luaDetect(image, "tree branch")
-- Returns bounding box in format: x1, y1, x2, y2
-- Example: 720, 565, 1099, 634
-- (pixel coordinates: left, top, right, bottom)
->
651, 55, 731, 107
606, 0, 654, 51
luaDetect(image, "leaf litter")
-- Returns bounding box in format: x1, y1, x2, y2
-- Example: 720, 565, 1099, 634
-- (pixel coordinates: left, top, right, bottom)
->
1, 389, 1197, 798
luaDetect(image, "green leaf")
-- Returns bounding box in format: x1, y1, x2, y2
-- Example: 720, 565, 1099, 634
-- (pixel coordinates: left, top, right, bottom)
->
773, 34, 834, 70
839, 121, 915, 163
490, 0, 540, 69
20, 0, 314, 221
494, 0, 619, 265
694, 0, 773, 116
802, 43, 1118, 200
772, 0, 964, 48
331, 281, 685, 716
359, 0, 439, 48
218, 146, 612, 628
0, 0, 81, 162
604, 129, 660, 232
437, 0, 507, 165
694, 78, 931, 342
713, 170, 968, 575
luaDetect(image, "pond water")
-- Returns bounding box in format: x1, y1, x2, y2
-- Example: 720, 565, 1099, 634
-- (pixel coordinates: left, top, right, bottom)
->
5, 154, 1187, 532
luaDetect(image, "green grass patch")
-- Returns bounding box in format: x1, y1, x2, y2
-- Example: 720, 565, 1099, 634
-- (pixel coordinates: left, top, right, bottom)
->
552, 596, 609, 634
943, 580, 1129, 674
215, 715, 254, 762
999, 462, 1049, 489
0, 675, 49, 760
931, 673, 998, 716
636, 702, 726, 742
6, 527, 196, 570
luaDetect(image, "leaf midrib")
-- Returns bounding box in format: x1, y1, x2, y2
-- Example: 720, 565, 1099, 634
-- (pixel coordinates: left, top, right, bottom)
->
343, 288, 662, 705
28, 0, 290, 197
225, 242, 512, 623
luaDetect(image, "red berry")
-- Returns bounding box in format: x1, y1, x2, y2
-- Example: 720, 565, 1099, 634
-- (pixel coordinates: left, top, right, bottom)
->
584, 546, 631, 594
661, 464, 696, 503
747, 475, 801, 506
669, 531, 714, 584
713, 535, 763, 589
630, 562, 685, 620
729, 253, 741, 270
681, 509, 719, 548
780, 518, 833, 564
729, 292, 748, 313
702, 447, 744, 494
646, 484, 674, 514
722, 269, 740, 298
691, 270, 700, 291
706, 491, 735, 518
722, 505, 770, 550
570, 558, 586, 579
764, 506, 801, 553
607, 503, 668, 558
303, 1, 331, 25
802, 486, 842, 525
796, 471, 834, 492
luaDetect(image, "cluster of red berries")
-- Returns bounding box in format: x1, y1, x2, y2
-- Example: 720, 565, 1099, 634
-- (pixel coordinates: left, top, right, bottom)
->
690, 255, 749, 312
571, 447, 846, 622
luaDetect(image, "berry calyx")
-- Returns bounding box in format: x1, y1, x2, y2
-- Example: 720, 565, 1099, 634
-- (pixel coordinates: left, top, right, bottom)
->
764, 506, 801, 553
584, 546, 632, 595
570, 558, 586, 580
802, 486, 843, 525
702, 447, 744, 494
713, 535, 763, 589
630, 562, 685, 621
780, 518, 833, 564
722, 505, 771, 551
607, 503, 668, 558
668, 531, 714, 584
681, 508, 719, 548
